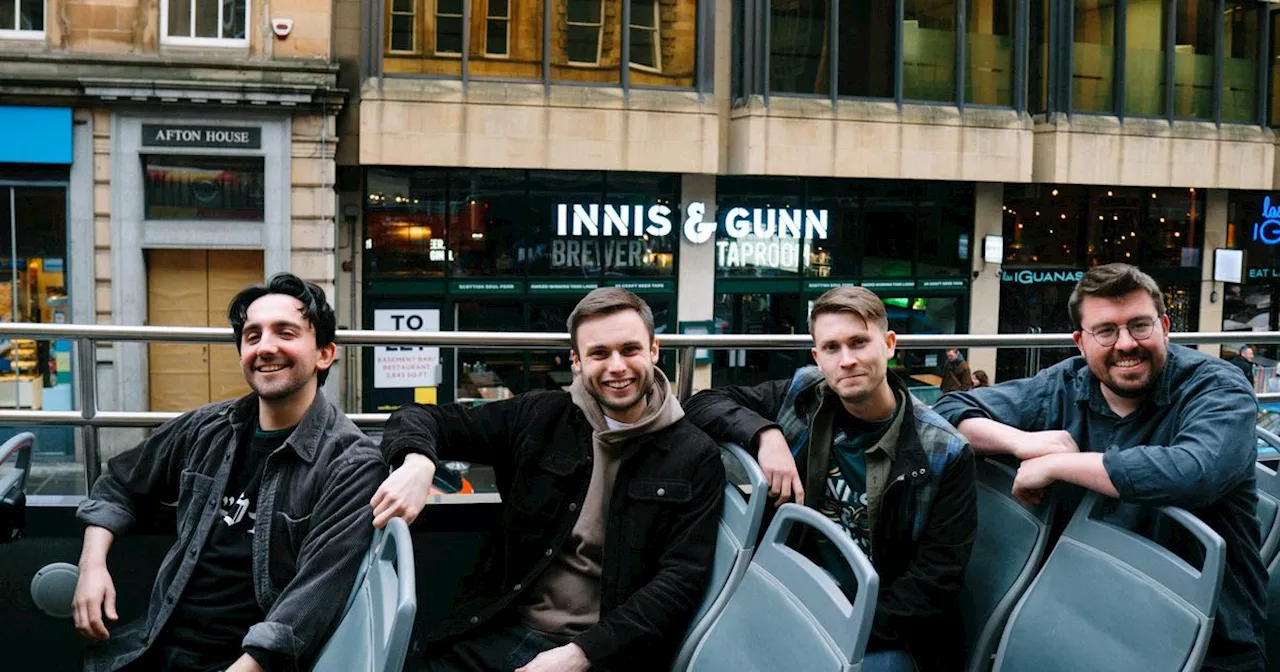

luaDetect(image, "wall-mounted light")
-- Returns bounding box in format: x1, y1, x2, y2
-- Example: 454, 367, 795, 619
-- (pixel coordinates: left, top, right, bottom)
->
983, 235, 1004, 265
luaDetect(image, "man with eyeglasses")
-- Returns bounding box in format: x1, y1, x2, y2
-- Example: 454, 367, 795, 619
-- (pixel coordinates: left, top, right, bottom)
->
935, 263, 1266, 672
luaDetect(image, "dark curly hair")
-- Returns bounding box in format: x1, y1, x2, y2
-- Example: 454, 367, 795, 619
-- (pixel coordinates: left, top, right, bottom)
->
227, 273, 337, 385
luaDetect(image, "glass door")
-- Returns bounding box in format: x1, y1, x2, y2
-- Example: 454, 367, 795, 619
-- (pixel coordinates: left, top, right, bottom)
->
712, 292, 806, 388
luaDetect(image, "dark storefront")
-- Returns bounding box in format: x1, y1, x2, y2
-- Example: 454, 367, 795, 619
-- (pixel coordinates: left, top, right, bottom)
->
362, 168, 681, 411
710, 177, 974, 399
1224, 190, 1280, 361
998, 184, 1205, 381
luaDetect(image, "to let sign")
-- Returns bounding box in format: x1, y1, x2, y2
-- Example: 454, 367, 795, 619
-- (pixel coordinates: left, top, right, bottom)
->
142, 124, 262, 149
373, 308, 441, 388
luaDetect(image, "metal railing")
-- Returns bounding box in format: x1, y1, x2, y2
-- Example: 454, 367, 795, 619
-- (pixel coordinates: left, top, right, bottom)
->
1, 323, 1276, 491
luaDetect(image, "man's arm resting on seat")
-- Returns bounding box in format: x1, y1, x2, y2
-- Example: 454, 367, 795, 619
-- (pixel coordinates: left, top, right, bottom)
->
73, 525, 118, 641
1013, 452, 1118, 506
374, 397, 527, 525
570, 449, 726, 665
682, 379, 791, 451
871, 449, 976, 651
955, 418, 1081, 460
244, 446, 388, 670
934, 369, 1071, 459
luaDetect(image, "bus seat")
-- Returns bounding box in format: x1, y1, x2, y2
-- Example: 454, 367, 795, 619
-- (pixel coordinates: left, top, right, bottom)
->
1256, 459, 1280, 570
671, 442, 769, 672
313, 516, 417, 672
0, 432, 34, 543
992, 493, 1224, 672
960, 457, 1053, 672
684, 504, 878, 672
30, 517, 416, 672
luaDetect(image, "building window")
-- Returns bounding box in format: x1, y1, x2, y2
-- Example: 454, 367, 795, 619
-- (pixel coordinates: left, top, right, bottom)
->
837, 0, 896, 98
965, 0, 1014, 106
1124, 0, 1167, 117
389, 0, 417, 52
0, 0, 43, 36
486, 0, 510, 57
1221, 2, 1260, 123
1072, 0, 1116, 113
629, 0, 661, 71
436, 0, 464, 55
1174, 0, 1215, 119
163, 0, 248, 43
903, 0, 957, 102
142, 155, 265, 222
566, 0, 605, 65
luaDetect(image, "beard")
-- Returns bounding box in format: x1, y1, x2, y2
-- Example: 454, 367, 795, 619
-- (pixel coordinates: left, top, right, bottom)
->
587, 365, 654, 419
245, 359, 313, 402
1096, 347, 1160, 399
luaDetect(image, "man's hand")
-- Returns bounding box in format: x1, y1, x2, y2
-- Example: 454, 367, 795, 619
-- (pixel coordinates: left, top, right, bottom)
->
756, 429, 803, 507
1016, 430, 1080, 461
1012, 454, 1059, 506
72, 562, 117, 641
515, 643, 591, 672
371, 453, 436, 528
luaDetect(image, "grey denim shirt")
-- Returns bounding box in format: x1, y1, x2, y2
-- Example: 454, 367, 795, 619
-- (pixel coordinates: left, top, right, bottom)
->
76, 390, 387, 672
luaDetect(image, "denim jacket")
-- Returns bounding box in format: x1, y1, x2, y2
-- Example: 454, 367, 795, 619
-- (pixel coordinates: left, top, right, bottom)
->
76, 391, 387, 672
933, 343, 1266, 672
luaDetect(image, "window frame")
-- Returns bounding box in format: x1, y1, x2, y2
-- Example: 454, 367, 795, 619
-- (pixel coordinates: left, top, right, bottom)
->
434, 0, 465, 56
160, 0, 250, 47
629, 0, 662, 72
484, 0, 512, 58
566, 0, 606, 66
0, 0, 45, 40
387, 0, 419, 54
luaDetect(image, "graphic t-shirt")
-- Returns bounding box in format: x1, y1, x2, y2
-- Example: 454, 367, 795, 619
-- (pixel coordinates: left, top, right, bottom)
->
818, 403, 897, 556
163, 424, 293, 666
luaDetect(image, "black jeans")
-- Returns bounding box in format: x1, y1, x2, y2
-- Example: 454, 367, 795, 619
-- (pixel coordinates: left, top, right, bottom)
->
417, 623, 572, 672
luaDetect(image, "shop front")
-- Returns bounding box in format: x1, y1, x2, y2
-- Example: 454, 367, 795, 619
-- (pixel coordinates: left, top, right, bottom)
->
0, 106, 77, 461
363, 168, 682, 412
998, 184, 1205, 381
709, 177, 975, 399
1222, 190, 1280, 390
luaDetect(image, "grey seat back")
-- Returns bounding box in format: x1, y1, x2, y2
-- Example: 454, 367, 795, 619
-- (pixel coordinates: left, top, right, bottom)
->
1256, 429, 1280, 571
672, 443, 769, 672
0, 432, 34, 543
993, 493, 1224, 672
960, 457, 1052, 672
685, 504, 878, 672
313, 517, 417, 672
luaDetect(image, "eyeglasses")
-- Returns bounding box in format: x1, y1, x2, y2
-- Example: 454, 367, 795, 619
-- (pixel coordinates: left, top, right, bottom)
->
1080, 318, 1158, 347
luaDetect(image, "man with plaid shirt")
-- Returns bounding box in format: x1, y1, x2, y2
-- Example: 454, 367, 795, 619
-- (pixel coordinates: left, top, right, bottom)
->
685, 286, 976, 672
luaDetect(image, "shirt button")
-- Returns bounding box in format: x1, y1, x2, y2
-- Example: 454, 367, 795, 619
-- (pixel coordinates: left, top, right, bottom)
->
656, 488, 666, 497
545, 548, 554, 557
568, 503, 578, 512
512, 583, 522, 592
189, 546, 197, 557
469, 616, 479, 624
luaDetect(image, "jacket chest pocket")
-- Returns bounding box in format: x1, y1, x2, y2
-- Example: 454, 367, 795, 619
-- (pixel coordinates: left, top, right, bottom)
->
176, 470, 215, 538
621, 479, 692, 553
268, 509, 312, 582
507, 449, 578, 520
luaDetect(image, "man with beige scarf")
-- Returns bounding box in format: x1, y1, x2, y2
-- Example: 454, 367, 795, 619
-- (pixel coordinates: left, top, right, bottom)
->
370, 287, 725, 672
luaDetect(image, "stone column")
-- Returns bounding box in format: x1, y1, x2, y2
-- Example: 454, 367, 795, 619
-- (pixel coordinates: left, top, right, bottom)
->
969, 183, 1004, 380
1198, 189, 1228, 356
677, 174, 717, 392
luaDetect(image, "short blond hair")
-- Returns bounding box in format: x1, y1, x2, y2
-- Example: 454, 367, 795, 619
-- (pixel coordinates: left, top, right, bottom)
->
809, 286, 888, 334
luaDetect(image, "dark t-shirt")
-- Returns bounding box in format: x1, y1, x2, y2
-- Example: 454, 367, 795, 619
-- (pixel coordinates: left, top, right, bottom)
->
162, 424, 293, 669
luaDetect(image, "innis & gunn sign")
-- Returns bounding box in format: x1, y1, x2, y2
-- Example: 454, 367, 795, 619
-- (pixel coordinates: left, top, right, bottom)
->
555, 201, 829, 271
